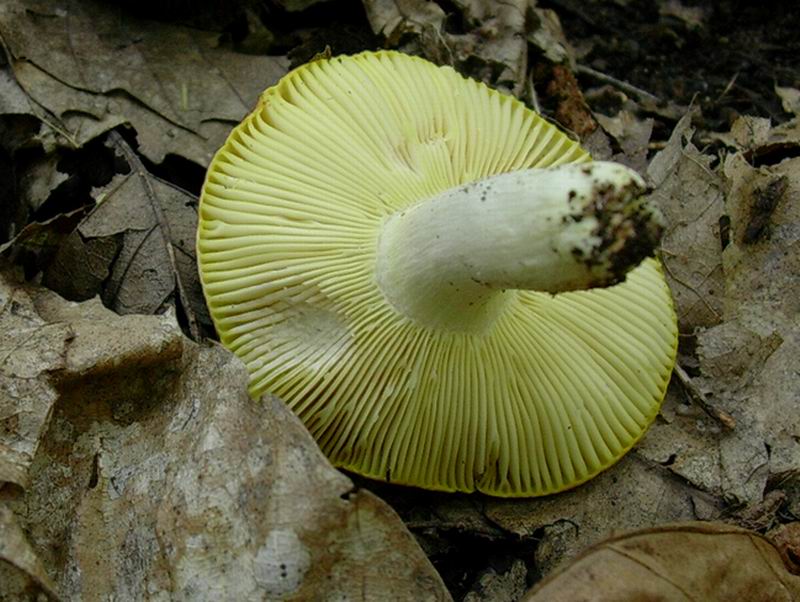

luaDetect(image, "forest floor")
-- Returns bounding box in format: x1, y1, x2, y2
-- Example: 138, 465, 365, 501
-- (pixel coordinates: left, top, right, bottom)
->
1, 1, 798, 600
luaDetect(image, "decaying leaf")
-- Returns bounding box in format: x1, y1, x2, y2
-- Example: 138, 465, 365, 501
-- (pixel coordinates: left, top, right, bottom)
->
484, 449, 719, 575
527, 7, 572, 65
0, 272, 67, 489
364, 0, 536, 96
522, 522, 800, 602
694, 126, 800, 496
641, 116, 800, 508
594, 109, 653, 174
43, 133, 210, 339
0, 64, 67, 246
363, 0, 445, 44
463, 558, 527, 602
0, 208, 88, 273
546, 64, 597, 139
769, 522, 800, 575
0, 64, 32, 116
775, 85, 800, 117
17, 154, 69, 213
445, 0, 529, 94
711, 115, 773, 156
648, 111, 726, 330
0, 504, 59, 601
0, 0, 288, 163
2, 274, 451, 600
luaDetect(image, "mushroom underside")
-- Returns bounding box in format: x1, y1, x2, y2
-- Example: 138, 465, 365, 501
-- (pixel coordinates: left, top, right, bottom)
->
197, 51, 678, 497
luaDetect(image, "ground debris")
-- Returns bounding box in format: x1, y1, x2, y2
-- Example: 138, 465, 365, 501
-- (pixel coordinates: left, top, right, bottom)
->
522, 522, 800, 601
0, 275, 450, 601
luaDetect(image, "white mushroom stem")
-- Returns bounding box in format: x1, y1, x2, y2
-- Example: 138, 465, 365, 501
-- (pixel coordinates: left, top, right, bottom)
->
376, 161, 663, 331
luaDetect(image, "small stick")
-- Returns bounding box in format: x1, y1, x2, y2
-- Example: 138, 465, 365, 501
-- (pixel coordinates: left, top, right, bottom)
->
525, 70, 541, 114
674, 363, 736, 430
575, 64, 661, 105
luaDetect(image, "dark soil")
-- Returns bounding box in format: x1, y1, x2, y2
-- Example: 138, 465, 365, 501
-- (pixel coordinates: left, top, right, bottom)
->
543, 0, 800, 133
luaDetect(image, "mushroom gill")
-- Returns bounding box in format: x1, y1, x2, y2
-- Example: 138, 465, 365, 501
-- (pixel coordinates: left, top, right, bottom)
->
197, 51, 678, 497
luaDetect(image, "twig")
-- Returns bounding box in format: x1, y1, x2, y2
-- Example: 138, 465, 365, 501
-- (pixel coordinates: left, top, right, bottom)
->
575, 64, 661, 105
674, 363, 736, 430
524, 70, 541, 114
717, 71, 739, 102
108, 131, 201, 341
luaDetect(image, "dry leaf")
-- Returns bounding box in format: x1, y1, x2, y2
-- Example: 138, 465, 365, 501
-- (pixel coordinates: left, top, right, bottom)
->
0, 67, 38, 119
0, 65, 69, 245
523, 522, 800, 602
17, 154, 69, 212
463, 559, 527, 602
694, 133, 800, 494
775, 86, 800, 117
446, 0, 529, 94
641, 116, 799, 509
648, 111, 726, 330
484, 451, 717, 575
718, 115, 773, 154
0, 273, 67, 489
2, 275, 451, 600
0, 0, 288, 163
43, 133, 210, 338
363, 0, 445, 42
364, 0, 531, 95
595, 109, 653, 173
769, 522, 800, 575
527, 8, 573, 65
0, 505, 59, 600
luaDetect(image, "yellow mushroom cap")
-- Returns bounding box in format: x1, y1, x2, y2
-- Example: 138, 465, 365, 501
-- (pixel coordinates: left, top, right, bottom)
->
197, 50, 678, 497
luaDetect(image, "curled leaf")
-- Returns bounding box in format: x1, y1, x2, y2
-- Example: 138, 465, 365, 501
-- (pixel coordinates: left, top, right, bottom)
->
523, 522, 800, 602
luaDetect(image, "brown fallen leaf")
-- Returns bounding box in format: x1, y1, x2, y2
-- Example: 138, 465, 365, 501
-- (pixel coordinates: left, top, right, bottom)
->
594, 109, 653, 174
363, 0, 445, 45
769, 522, 800, 575
546, 64, 597, 140
692, 134, 800, 502
0, 271, 68, 489
2, 274, 451, 601
775, 86, 800, 117
364, 0, 531, 96
0, 505, 59, 601
43, 132, 210, 339
522, 522, 800, 602
638, 116, 799, 512
648, 110, 726, 332
0, 0, 288, 163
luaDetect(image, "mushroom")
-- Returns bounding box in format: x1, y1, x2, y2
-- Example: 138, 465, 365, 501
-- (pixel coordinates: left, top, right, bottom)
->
197, 51, 677, 497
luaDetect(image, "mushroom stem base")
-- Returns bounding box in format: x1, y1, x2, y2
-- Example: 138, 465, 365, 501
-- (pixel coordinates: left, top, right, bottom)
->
375, 161, 662, 332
